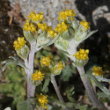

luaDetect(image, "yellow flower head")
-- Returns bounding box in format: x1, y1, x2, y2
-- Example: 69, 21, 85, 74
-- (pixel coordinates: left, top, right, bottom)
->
58, 9, 76, 21
92, 66, 104, 76
74, 49, 89, 60
13, 37, 26, 50
37, 94, 48, 109
55, 22, 68, 33
47, 29, 57, 38
23, 20, 36, 32
56, 61, 64, 71
32, 70, 44, 81
40, 56, 51, 67
37, 23, 48, 31
80, 21, 90, 30
28, 11, 44, 21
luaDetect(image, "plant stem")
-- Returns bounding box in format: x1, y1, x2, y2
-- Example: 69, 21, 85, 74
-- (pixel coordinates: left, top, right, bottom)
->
51, 75, 64, 103
26, 73, 36, 98
25, 42, 36, 98
69, 48, 106, 109
77, 66, 106, 110
51, 75, 73, 110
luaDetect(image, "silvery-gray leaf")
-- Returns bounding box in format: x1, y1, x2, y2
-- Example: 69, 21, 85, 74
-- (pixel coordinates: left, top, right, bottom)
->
80, 30, 97, 43
96, 76, 110, 83
4, 107, 11, 110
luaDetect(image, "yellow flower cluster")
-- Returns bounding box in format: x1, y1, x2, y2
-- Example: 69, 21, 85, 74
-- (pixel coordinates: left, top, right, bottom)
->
92, 66, 104, 76
74, 49, 89, 60
13, 37, 26, 50
56, 61, 64, 71
37, 94, 48, 109
37, 23, 48, 31
32, 70, 44, 81
80, 21, 90, 30
40, 56, 51, 66
28, 11, 44, 21
23, 21, 36, 32
55, 22, 68, 33
47, 29, 57, 38
58, 9, 76, 21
